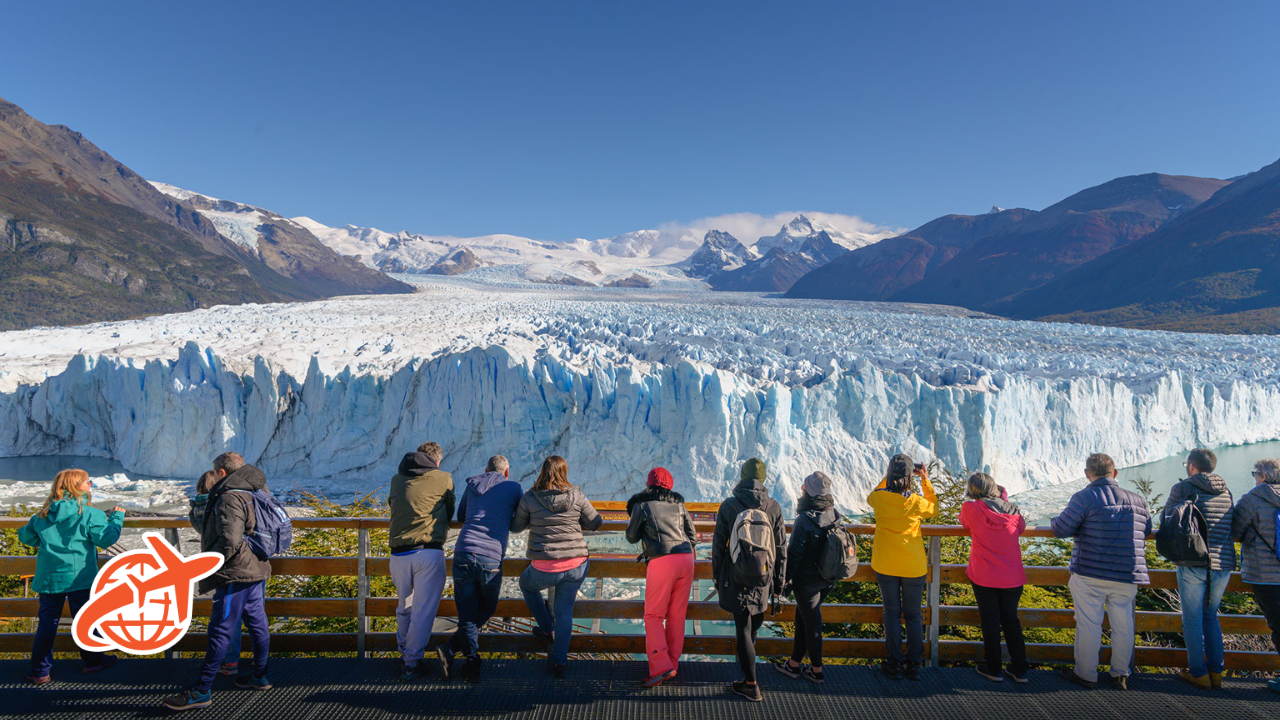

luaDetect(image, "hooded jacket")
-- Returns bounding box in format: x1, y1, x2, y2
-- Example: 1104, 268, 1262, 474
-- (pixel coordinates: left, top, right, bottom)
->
960, 497, 1027, 588
200, 465, 273, 594
1163, 473, 1235, 570
785, 493, 840, 587
1232, 481, 1280, 585
388, 452, 455, 552
711, 478, 786, 616
625, 486, 698, 561
867, 476, 939, 578
454, 471, 524, 560
19, 498, 124, 594
1051, 477, 1152, 585
510, 486, 603, 560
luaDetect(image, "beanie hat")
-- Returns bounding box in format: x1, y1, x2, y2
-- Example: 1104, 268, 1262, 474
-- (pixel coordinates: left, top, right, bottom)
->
647, 467, 674, 490
740, 458, 767, 482
803, 471, 832, 497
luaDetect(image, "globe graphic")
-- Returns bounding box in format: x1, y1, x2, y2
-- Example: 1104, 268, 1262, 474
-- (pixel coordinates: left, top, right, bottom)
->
90, 555, 186, 653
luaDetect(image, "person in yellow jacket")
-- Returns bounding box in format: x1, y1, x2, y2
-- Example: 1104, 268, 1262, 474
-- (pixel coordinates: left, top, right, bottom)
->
868, 454, 938, 681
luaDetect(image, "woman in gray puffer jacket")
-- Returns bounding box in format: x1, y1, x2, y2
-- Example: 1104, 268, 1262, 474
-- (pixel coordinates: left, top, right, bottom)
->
511, 456, 602, 677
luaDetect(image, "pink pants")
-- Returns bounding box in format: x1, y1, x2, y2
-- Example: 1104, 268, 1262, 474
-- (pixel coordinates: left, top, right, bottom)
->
644, 552, 695, 676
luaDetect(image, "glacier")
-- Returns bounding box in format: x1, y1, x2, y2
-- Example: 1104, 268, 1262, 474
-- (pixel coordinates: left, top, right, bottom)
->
3, 278, 1280, 513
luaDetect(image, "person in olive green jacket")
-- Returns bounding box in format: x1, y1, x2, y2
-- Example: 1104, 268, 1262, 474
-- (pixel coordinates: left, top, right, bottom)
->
19, 469, 125, 684
388, 441, 455, 681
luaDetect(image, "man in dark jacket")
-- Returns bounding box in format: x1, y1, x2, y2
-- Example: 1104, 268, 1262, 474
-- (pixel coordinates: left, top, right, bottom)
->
1232, 458, 1280, 695
163, 452, 273, 711
1051, 453, 1152, 691
712, 458, 785, 702
1164, 448, 1235, 689
437, 455, 521, 683
388, 442, 454, 682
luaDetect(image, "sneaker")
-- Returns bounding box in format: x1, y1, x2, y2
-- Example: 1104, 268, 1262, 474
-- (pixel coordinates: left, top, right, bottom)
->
1004, 668, 1029, 684
773, 659, 802, 679
1107, 674, 1128, 691
553, 665, 566, 680
976, 664, 1003, 682
1267, 677, 1280, 695
801, 666, 825, 685
26, 673, 51, 685
83, 655, 118, 674
1178, 669, 1211, 690
397, 663, 425, 683
731, 679, 763, 702
461, 657, 482, 684
903, 663, 922, 681
234, 673, 272, 690
1208, 671, 1223, 690
436, 646, 453, 682
218, 661, 239, 676
532, 626, 554, 645
881, 659, 901, 680
1059, 668, 1096, 689
642, 669, 675, 688
162, 687, 212, 711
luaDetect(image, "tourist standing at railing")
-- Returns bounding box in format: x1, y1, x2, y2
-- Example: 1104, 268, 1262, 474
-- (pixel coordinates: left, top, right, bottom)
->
625, 466, 698, 688
959, 472, 1028, 684
386, 442, 454, 684
512, 455, 603, 679
1162, 448, 1235, 690
713, 458, 786, 702
1051, 452, 1151, 691
774, 471, 839, 685
1231, 458, 1280, 695
18, 469, 126, 685
165, 452, 274, 711
188, 469, 245, 678
438, 454, 523, 684
868, 454, 937, 681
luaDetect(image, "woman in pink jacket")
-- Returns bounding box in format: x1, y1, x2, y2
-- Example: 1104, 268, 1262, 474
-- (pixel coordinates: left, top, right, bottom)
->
959, 472, 1028, 683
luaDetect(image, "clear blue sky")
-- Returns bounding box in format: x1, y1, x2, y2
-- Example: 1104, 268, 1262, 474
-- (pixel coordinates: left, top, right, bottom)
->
5, 0, 1278, 240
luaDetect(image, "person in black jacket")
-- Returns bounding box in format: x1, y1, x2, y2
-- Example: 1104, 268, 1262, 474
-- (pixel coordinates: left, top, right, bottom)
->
626, 467, 698, 688
774, 471, 838, 685
712, 458, 786, 702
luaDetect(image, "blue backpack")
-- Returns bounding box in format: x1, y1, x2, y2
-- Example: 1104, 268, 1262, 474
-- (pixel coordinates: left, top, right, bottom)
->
226, 488, 293, 559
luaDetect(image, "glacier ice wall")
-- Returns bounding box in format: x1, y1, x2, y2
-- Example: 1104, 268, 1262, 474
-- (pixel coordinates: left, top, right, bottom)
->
5, 341, 1280, 513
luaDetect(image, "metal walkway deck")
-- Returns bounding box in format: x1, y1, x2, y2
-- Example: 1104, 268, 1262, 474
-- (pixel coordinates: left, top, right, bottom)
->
3, 658, 1276, 719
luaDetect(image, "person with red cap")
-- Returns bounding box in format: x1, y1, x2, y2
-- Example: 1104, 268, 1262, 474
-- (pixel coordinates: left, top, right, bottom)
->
626, 467, 699, 687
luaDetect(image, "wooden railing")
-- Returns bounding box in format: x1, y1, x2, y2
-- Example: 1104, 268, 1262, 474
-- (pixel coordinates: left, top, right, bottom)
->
1, 504, 1276, 671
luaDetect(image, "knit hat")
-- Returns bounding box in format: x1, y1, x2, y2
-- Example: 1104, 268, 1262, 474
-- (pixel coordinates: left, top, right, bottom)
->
740, 458, 767, 482
647, 467, 674, 490
803, 471, 831, 497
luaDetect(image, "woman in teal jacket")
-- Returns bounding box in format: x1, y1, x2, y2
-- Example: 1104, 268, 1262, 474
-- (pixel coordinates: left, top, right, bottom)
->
18, 469, 126, 684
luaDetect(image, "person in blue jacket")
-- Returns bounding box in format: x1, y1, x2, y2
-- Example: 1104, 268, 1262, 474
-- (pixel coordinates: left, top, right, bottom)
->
18, 468, 126, 684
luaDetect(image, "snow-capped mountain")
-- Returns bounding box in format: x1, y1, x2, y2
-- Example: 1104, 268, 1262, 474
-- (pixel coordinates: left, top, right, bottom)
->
679, 230, 758, 278
754, 214, 882, 256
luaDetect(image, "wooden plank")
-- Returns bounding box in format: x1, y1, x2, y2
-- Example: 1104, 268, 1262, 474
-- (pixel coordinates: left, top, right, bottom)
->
939, 606, 1272, 635
368, 598, 898, 624
269, 557, 358, 576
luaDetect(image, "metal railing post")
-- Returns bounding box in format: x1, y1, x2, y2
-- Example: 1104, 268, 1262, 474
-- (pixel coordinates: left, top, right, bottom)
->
357, 526, 369, 660
928, 534, 942, 668
164, 527, 182, 660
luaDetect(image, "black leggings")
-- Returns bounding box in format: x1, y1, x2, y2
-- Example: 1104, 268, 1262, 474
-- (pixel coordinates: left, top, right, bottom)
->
734, 612, 765, 682
1252, 583, 1280, 657
790, 578, 830, 667
972, 583, 1027, 674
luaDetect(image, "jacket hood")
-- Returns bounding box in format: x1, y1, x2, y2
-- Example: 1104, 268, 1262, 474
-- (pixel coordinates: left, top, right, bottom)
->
626, 486, 685, 515
467, 471, 509, 495
398, 452, 439, 477
732, 478, 770, 508
209, 465, 267, 498
972, 498, 1023, 531
980, 497, 1022, 517
1187, 472, 1228, 496
797, 493, 835, 515
1248, 481, 1280, 508
872, 486, 917, 518
533, 487, 580, 514
42, 497, 87, 524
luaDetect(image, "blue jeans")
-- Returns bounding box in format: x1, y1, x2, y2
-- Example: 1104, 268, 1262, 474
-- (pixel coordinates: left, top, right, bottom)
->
1177, 566, 1231, 676
519, 560, 590, 666
197, 581, 270, 692
448, 552, 504, 659
30, 589, 106, 677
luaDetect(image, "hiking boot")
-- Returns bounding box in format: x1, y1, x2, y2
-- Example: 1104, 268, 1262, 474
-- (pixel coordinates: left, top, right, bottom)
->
1107, 674, 1128, 691
218, 661, 238, 676
436, 646, 453, 682
1178, 669, 1211, 690
26, 673, 51, 685
903, 662, 922, 681
397, 663, 425, 683
801, 665, 825, 685
1267, 677, 1280, 695
1059, 668, 1096, 689
773, 659, 802, 679
731, 679, 763, 702
642, 669, 675, 688
976, 664, 1003, 682
83, 655, 118, 674
461, 657, 482, 683
553, 664, 567, 679
162, 687, 212, 711
1004, 668, 1029, 684
1208, 671, 1223, 690
881, 659, 901, 680
235, 673, 272, 690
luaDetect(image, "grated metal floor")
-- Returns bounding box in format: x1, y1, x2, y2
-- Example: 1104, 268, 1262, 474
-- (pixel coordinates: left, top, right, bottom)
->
1, 658, 1276, 719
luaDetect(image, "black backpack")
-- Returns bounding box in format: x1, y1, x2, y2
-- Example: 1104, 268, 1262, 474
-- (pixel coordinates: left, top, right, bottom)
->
817, 516, 859, 583
1155, 497, 1209, 565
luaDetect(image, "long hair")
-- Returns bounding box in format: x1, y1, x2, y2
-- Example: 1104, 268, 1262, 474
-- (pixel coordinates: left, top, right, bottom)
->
196, 470, 220, 495
533, 455, 571, 492
38, 469, 90, 518
966, 472, 1000, 500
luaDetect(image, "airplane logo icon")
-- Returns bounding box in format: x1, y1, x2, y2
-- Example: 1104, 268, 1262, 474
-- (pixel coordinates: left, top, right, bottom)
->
72, 533, 224, 655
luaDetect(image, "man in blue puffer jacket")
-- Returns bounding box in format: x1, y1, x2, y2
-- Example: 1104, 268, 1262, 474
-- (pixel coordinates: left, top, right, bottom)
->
1051, 453, 1152, 691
